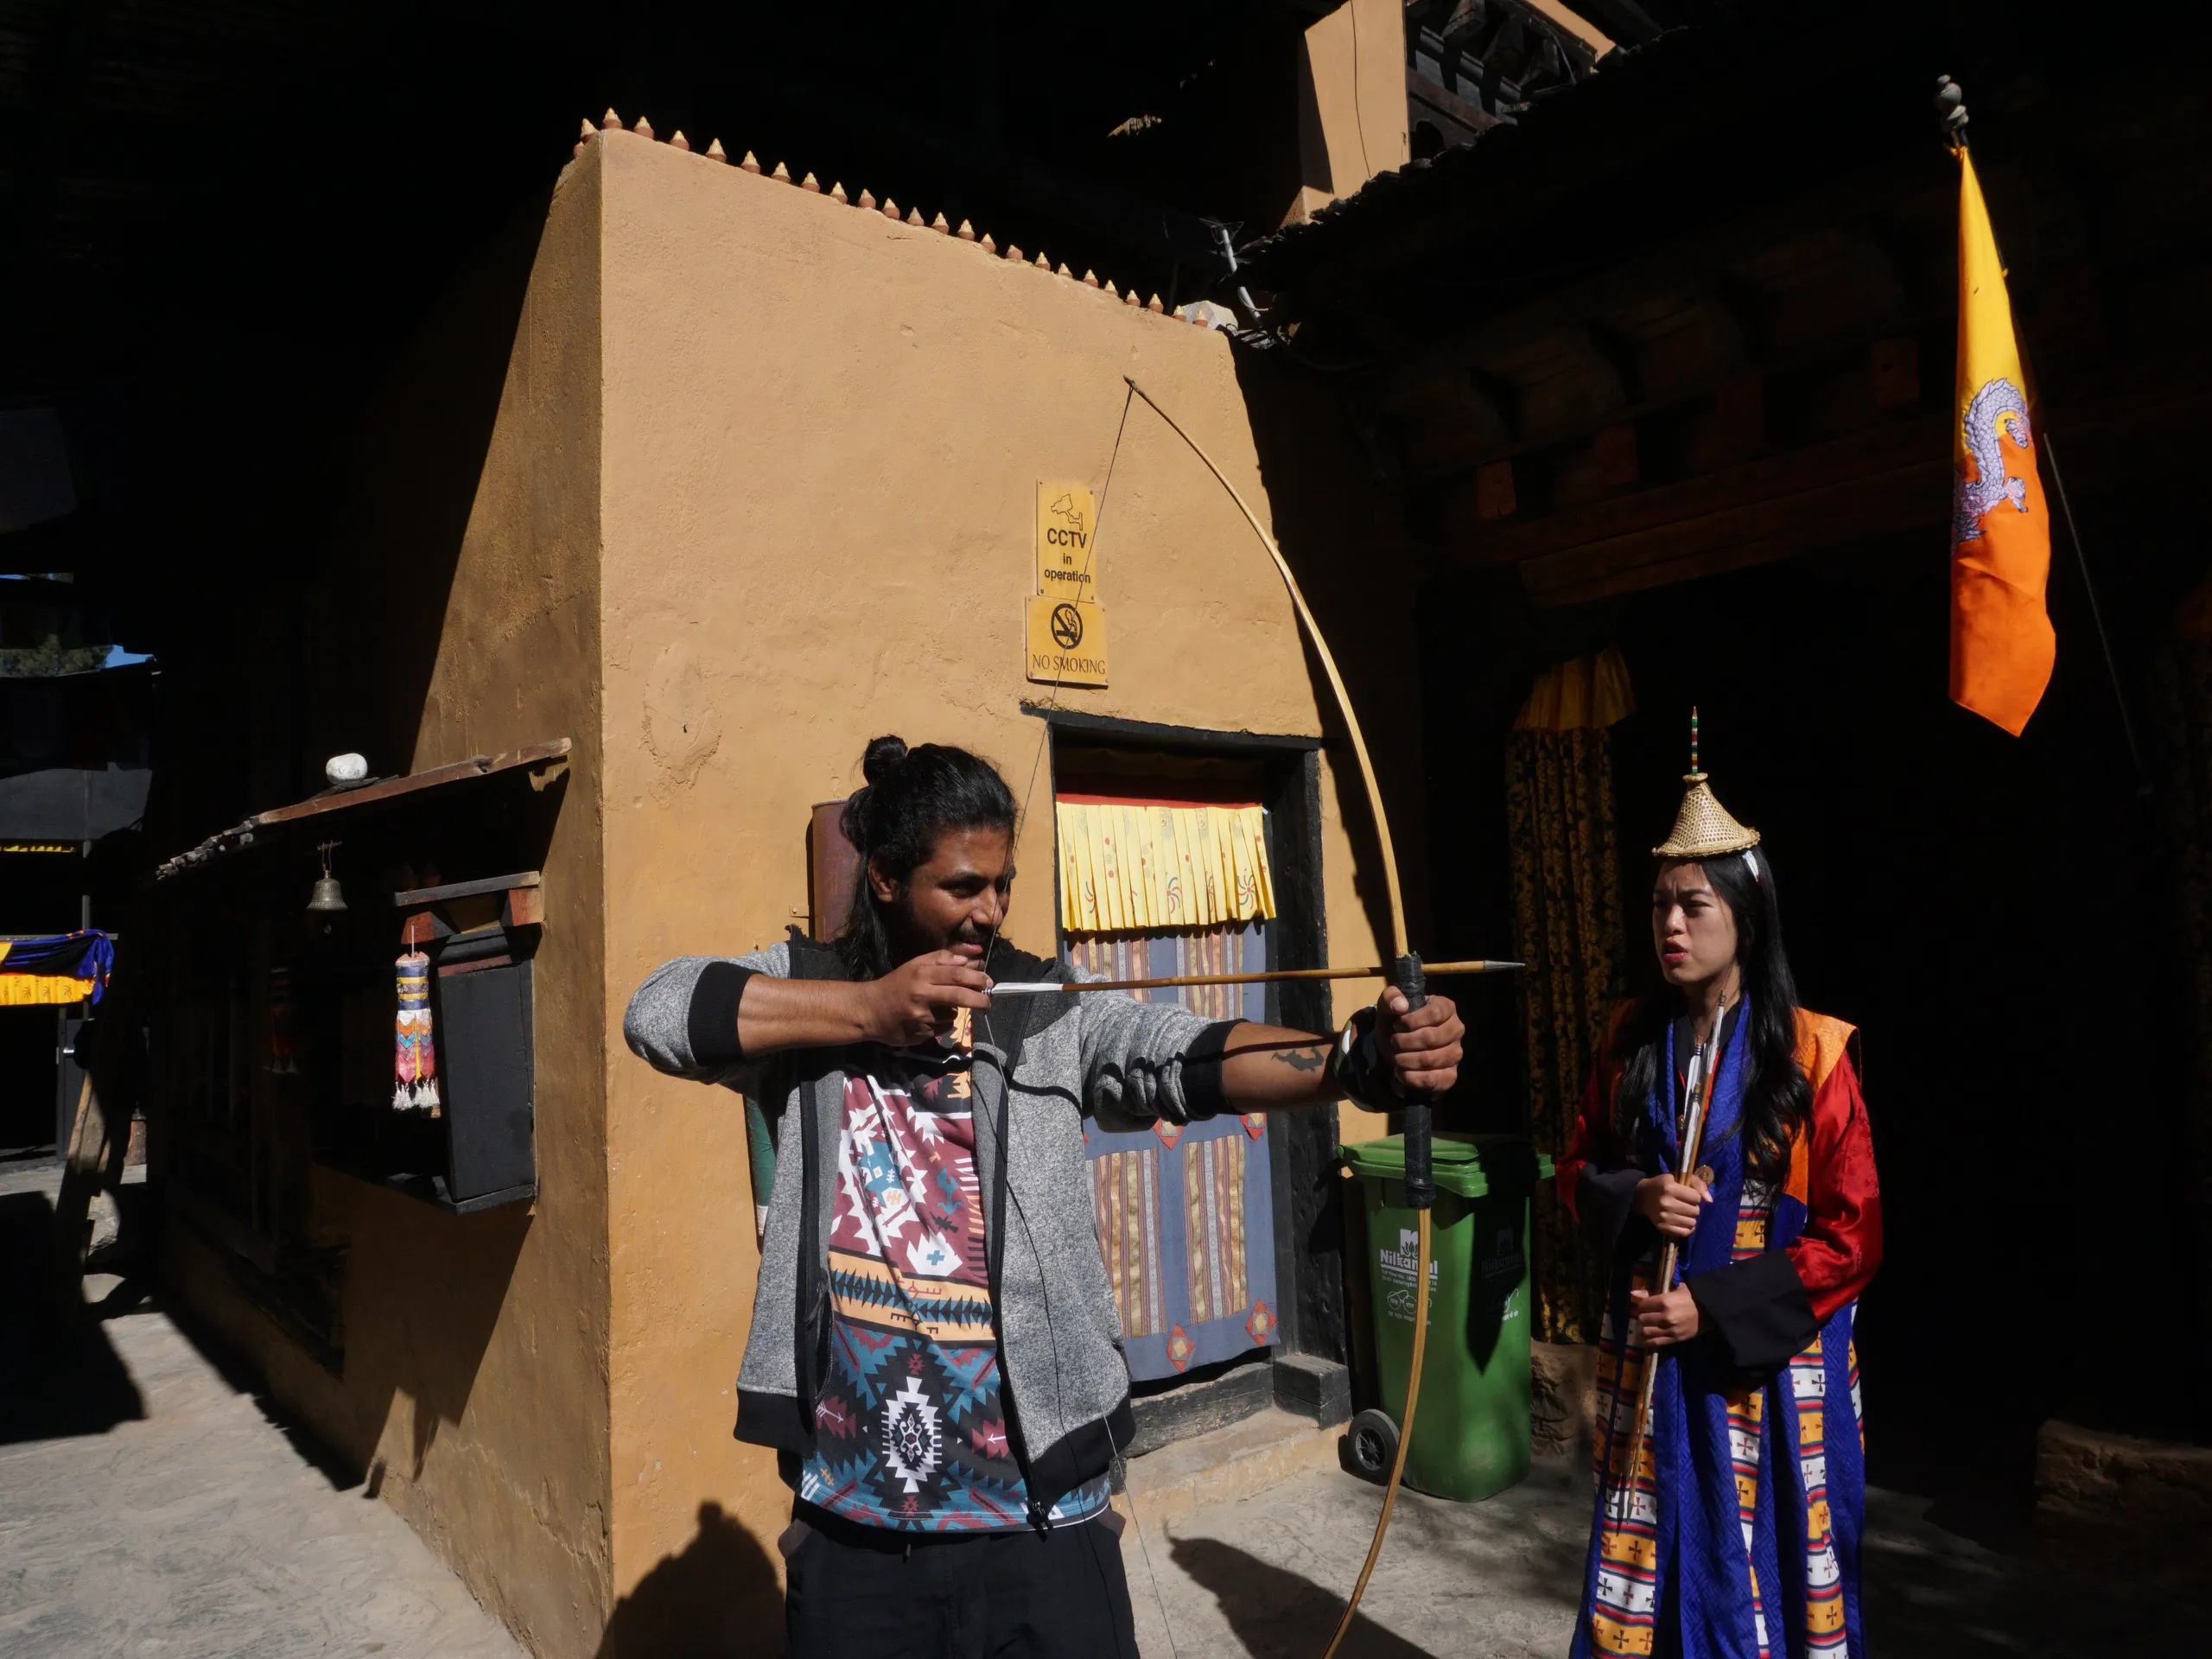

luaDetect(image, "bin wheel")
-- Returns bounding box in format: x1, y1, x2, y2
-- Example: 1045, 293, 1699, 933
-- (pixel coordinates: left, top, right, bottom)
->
1345, 1408, 1400, 1483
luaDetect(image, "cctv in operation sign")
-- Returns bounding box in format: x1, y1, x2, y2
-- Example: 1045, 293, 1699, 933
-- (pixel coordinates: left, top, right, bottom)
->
1026, 480, 1108, 687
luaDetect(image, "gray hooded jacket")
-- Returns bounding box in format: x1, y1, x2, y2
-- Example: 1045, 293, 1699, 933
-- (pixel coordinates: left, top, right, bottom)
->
621, 932, 1236, 1517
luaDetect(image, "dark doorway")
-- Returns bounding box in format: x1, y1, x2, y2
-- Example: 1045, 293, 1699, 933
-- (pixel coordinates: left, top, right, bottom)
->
0, 1004, 60, 1156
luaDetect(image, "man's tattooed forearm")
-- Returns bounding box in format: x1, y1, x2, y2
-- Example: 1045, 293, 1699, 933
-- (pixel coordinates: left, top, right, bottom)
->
1269, 1046, 1327, 1073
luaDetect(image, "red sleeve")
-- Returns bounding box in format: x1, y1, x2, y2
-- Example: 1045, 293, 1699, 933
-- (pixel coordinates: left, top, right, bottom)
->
1786, 1049, 1882, 1322
1551, 1058, 1614, 1224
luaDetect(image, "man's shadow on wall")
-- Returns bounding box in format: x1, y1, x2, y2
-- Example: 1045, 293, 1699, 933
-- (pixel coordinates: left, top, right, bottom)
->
596, 1501, 784, 1659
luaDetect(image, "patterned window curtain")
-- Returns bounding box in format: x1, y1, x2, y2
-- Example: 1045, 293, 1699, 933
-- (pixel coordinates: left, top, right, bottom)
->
2150, 588, 2212, 1381
1063, 793, 1281, 1382
1508, 646, 1635, 1344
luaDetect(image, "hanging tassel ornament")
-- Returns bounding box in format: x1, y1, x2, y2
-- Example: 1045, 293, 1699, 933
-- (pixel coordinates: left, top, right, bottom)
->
392, 914, 441, 1114
267, 964, 301, 1075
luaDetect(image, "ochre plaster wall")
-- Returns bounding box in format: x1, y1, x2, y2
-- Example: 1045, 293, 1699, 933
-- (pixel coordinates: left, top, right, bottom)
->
1297, 0, 1409, 218
401, 138, 614, 1658
587, 130, 1420, 1633
162, 156, 615, 1659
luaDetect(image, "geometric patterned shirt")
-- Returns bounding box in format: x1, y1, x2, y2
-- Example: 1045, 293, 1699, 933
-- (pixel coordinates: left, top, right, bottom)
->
795, 1033, 1112, 1531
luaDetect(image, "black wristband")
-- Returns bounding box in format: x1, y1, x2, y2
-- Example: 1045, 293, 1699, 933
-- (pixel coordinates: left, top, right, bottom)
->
688, 961, 755, 1067
1326, 1007, 1383, 1109
1181, 1021, 1238, 1120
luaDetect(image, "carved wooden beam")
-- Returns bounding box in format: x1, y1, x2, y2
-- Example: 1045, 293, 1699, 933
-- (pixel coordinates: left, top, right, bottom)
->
1427, 349, 2212, 607
1518, 448, 1949, 607
1438, 411, 1949, 571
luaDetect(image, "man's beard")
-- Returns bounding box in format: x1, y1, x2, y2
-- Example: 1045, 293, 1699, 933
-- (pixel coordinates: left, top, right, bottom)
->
886, 896, 991, 962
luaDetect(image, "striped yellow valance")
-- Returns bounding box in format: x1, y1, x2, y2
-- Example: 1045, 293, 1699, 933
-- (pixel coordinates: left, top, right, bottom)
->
1057, 798, 1275, 934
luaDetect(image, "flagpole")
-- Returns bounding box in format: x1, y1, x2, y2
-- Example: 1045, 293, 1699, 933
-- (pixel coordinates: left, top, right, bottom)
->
1939, 74, 2144, 773
2040, 432, 2152, 796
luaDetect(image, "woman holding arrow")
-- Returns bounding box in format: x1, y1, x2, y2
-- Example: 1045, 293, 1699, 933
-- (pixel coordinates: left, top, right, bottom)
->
1556, 722, 1882, 1659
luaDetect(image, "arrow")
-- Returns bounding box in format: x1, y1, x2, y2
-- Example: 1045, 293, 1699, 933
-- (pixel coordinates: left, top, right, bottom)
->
988, 959, 1524, 995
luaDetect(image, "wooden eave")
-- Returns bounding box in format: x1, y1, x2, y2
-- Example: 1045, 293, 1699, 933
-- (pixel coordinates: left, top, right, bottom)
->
154, 741, 572, 882
1426, 345, 2212, 607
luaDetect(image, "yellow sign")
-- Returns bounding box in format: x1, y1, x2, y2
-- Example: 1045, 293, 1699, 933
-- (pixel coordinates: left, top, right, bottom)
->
1025, 594, 1109, 688
1036, 481, 1099, 603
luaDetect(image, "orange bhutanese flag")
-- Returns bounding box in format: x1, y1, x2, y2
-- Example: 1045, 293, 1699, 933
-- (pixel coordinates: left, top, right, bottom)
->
1949, 147, 2054, 736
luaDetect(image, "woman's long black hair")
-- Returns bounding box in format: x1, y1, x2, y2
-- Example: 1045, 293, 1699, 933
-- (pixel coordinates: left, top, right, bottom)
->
834, 734, 1017, 980
1611, 846, 1812, 1189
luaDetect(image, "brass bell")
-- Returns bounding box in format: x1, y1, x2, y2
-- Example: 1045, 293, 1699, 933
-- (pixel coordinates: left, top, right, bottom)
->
307, 840, 347, 913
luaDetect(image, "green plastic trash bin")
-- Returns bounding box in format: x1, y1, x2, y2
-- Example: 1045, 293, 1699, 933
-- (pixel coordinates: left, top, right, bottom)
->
1339, 1132, 1554, 1503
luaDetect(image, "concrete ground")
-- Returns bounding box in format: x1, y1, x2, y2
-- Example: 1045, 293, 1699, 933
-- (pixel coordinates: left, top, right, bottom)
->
0, 1160, 522, 1659
1118, 1441, 2189, 1659
3, 1156, 2186, 1658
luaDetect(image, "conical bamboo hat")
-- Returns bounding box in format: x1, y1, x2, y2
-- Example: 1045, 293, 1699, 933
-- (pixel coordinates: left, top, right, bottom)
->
1653, 709, 1759, 858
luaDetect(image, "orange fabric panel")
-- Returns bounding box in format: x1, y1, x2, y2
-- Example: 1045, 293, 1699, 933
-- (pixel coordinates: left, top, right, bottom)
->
1790, 1010, 1856, 1094
1785, 1009, 1857, 1205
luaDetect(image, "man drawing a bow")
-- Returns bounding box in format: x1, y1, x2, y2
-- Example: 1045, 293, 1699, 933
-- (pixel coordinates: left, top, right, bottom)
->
626, 734, 1464, 1659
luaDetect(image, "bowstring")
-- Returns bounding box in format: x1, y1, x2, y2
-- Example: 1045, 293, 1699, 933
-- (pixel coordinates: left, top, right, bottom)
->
965, 388, 1146, 1599
978, 382, 1135, 991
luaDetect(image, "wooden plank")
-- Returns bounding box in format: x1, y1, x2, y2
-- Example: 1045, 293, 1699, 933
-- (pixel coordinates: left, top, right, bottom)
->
1530, 538, 1802, 607
1461, 351, 2212, 607
45, 1069, 100, 1319
1376, 158, 1947, 385
1406, 310, 1954, 484
1441, 412, 1949, 568
1407, 71, 1501, 145
392, 869, 543, 908
1522, 454, 1951, 607
157, 740, 572, 882
253, 741, 571, 828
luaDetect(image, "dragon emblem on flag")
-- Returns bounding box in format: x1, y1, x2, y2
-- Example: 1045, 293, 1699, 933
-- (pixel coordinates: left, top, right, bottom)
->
1952, 375, 2033, 547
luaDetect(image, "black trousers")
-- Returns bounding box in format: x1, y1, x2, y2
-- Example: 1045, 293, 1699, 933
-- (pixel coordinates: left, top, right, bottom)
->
784, 1507, 1139, 1659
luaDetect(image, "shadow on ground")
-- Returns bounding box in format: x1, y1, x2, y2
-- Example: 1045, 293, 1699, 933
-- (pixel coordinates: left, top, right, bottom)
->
1167, 1535, 1440, 1659
0, 1187, 143, 1443
1856, 1487, 2197, 1657
0, 1174, 360, 1491
596, 1500, 784, 1659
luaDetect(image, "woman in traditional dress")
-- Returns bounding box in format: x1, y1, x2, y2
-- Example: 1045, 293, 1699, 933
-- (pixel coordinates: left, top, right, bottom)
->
1556, 746, 1881, 1659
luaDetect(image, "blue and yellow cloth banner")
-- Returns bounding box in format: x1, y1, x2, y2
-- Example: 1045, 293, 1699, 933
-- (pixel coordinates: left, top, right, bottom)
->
1055, 798, 1274, 935
0, 930, 114, 1004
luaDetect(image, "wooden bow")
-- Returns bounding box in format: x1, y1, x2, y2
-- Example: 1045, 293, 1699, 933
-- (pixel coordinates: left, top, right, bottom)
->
1120, 377, 1441, 1659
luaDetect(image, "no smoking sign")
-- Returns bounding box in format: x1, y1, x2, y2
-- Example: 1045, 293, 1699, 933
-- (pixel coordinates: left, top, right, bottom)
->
1024, 594, 1108, 687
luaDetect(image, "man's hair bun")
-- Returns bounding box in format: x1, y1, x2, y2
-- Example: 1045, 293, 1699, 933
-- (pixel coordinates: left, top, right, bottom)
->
832, 734, 1018, 977
861, 734, 909, 786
